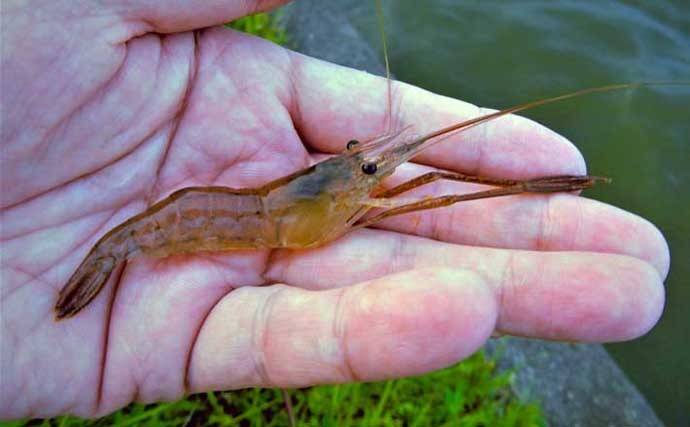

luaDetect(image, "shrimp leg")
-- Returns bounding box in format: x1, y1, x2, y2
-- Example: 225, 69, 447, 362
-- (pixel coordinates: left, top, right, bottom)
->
356, 175, 608, 229
375, 171, 528, 198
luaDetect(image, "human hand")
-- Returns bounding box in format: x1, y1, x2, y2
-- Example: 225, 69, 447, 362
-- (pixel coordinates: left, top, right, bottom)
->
0, 0, 667, 419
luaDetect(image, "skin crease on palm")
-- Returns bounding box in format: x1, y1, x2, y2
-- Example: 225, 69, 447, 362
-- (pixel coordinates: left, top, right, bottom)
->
0, 0, 670, 420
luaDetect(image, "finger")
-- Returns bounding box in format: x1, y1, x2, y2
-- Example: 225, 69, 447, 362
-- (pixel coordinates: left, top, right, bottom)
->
114, 0, 292, 34
369, 162, 670, 277
188, 268, 496, 391
113, 0, 585, 179
289, 54, 587, 178
265, 230, 665, 343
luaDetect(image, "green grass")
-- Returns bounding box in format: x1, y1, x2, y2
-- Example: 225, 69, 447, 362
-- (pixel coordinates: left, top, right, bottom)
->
226, 11, 289, 46
1, 349, 546, 427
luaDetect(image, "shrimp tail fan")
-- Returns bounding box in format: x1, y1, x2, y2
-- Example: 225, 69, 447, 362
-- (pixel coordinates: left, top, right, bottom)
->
54, 254, 117, 320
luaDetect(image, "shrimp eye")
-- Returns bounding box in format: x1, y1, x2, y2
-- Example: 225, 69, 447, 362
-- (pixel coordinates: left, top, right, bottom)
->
346, 139, 360, 150
361, 162, 378, 175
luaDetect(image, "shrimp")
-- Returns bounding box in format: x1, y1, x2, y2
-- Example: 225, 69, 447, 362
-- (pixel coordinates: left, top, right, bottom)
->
55, 83, 647, 320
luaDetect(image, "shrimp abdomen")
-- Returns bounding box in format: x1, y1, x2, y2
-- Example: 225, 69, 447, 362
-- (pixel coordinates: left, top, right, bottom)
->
134, 187, 277, 256
54, 187, 275, 319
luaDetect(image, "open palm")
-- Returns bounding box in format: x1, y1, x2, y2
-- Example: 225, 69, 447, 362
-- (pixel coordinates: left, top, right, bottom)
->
0, 0, 668, 419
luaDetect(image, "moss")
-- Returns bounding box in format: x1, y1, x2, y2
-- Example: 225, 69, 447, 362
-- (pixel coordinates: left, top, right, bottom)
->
2, 350, 546, 427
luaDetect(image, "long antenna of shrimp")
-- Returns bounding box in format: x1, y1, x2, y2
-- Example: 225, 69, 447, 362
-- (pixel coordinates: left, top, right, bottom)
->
404, 81, 690, 156
376, 0, 393, 135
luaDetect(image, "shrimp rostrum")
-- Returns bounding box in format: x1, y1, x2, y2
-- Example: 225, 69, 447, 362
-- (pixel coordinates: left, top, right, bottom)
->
54, 85, 625, 319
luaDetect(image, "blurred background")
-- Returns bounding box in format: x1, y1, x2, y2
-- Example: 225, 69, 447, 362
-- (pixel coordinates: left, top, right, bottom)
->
344, 1, 689, 425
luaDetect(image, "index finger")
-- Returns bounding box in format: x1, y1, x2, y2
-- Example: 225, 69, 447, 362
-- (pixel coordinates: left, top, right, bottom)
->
288, 53, 587, 178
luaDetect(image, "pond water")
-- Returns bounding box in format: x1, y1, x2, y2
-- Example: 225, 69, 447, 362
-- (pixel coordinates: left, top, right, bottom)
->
347, 1, 690, 425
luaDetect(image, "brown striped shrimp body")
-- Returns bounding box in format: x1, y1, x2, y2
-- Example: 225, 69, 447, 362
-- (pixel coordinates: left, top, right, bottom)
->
55, 131, 396, 318
55, 85, 637, 319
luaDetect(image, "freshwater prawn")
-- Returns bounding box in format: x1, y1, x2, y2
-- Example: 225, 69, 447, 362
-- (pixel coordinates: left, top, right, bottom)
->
55, 83, 647, 320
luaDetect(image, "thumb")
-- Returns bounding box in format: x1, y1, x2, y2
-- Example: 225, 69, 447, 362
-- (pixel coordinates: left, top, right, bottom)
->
115, 0, 292, 34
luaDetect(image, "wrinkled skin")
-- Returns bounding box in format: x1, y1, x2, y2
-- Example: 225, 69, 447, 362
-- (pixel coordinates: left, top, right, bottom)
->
0, 0, 668, 420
